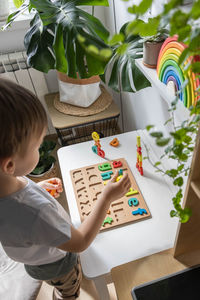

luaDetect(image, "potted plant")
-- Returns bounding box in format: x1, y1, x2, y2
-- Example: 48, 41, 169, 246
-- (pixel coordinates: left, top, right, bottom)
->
142, 27, 169, 68
4, 0, 112, 107
30, 140, 56, 177
123, 16, 169, 68
3, 0, 151, 98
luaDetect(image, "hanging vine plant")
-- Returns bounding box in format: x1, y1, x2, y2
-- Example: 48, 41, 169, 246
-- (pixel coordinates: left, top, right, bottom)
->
125, 0, 200, 223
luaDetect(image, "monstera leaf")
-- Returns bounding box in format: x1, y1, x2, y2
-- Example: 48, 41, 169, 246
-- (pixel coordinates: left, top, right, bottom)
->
4, 0, 111, 78
102, 22, 151, 92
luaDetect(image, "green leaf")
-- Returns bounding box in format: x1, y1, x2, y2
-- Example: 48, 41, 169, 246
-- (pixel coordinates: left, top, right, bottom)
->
13, 0, 25, 8
165, 145, 172, 154
173, 177, 184, 187
146, 125, 154, 131
170, 210, 178, 217
105, 25, 151, 92
128, 0, 153, 15
190, 0, 200, 19
75, 0, 109, 6
178, 48, 189, 65
170, 10, 189, 36
150, 131, 163, 138
177, 164, 184, 171
130, 60, 151, 91
24, 15, 56, 73
191, 62, 200, 73
109, 33, 125, 46
180, 208, 192, 223
164, 0, 182, 14
127, 17, 160, 37
166, 169, 178, 178
53, 24, 68, 73
108, 59, 120, 92
156, 137, 171, 146
121, 60, 135, 92
154, 161, 161, 166
183, 135, 192, 144
23, 0, 110, 77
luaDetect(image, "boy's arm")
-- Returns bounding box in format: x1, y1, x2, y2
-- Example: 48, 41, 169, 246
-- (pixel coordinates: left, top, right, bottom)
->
57, 172, 131, 253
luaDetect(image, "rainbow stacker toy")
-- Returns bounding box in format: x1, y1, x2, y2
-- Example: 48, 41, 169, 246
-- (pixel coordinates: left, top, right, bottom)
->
91, 131, 105, 158
136, 136, 143, 176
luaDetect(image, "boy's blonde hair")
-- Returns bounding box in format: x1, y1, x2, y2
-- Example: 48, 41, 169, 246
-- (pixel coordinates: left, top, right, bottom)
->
0, 78, 48, 159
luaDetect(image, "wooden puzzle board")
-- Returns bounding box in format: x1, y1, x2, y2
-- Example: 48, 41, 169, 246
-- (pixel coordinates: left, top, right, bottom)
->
70, 158, 151, 231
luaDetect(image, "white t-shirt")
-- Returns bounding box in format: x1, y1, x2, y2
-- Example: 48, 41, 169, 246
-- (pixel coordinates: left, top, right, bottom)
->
0, 177, 71, 266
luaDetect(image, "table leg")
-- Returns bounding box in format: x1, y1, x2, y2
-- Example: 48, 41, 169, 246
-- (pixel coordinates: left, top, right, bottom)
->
93, 275, 111, 300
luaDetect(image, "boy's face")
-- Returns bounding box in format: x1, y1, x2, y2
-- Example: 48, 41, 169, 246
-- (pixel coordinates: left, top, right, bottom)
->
13, 128, 46, 176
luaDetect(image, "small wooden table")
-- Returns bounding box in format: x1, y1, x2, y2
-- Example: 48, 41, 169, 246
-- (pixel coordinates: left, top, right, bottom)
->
111, 248, 187, 300
44, 93, 120, 145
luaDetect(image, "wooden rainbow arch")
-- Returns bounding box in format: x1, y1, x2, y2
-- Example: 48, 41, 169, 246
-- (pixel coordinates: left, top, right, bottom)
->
157, 36, 200, 108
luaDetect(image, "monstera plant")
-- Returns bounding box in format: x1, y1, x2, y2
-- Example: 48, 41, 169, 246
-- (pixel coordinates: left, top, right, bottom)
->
5, 0, 111, 78
101, 22, 151, 92
3, 0, 151, 92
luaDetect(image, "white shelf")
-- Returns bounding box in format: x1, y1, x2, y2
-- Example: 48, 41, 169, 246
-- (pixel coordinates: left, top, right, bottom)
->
135, 58, 190, 123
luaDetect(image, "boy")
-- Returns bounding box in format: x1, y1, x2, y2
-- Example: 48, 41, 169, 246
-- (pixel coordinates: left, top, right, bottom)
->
0, 78, 131, 300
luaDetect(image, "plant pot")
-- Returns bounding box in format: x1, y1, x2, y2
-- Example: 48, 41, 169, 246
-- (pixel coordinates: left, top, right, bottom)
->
28, 163, 55, 182
143, 40, 164, 69
57, 72, 102, 108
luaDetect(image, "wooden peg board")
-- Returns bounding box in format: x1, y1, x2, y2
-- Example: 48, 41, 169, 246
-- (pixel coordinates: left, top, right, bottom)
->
70, 158, 151, 231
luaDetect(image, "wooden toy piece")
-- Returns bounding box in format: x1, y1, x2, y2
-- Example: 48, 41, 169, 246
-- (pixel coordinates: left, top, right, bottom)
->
137, 136, 141, 147
97, 147, 105, 158
128, 197, 139, 207
98, 163, 112, 172
92, 145, 98, 154
110, 137, 119, 147
102, 216, 113, 227
118, 169, 123, 176
132, 208, 147, 215
101, 171, 113, 180
70, 158, 151, 231
46, 180, 56, 197
113, 160, 122, 168
136, 136, 143, 176
116, 175, 123, 182
91, 131, 105, 158
92, 131, 100, 141
125, 188, 139, 197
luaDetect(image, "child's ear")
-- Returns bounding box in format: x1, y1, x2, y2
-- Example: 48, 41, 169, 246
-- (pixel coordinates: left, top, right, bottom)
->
1, 158, 15, 175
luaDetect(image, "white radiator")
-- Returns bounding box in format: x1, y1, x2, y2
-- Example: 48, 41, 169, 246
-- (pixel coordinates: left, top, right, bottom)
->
0, 51, 55, 134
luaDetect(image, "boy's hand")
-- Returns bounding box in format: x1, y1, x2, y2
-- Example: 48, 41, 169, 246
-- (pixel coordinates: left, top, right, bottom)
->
37, 177, 63, 198
101, 171, 131, 203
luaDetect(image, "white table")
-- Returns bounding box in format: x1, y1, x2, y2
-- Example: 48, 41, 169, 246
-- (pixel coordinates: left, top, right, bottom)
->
57, 130, 179, 300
